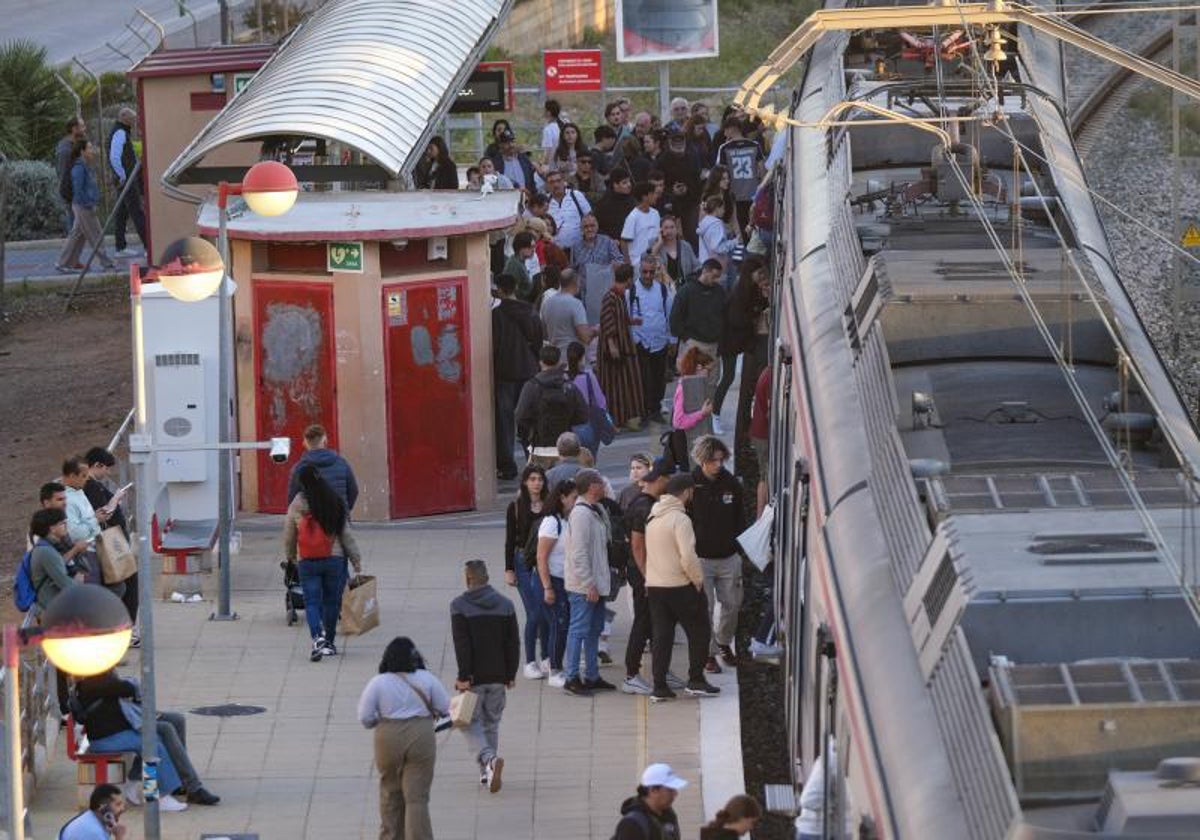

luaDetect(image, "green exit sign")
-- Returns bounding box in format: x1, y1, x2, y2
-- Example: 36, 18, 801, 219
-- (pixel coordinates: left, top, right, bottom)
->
327, 241, 364, 273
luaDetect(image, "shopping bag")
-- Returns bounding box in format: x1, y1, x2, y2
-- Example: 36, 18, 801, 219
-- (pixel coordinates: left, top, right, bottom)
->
736, 503, 775, 572
449, 690, 477, 729
339, 575, 379, 636
96, 527, 137, 583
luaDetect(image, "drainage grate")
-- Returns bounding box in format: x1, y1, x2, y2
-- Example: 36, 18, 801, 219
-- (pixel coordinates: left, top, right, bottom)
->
189, 703, 267, 717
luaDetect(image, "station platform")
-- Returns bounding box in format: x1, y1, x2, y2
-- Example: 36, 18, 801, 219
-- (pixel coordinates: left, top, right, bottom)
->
27, 505, 743, 839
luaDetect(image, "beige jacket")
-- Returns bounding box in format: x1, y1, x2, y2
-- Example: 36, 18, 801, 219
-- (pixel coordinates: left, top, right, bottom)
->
283, 493, 362, 567
644, 494, 703, 588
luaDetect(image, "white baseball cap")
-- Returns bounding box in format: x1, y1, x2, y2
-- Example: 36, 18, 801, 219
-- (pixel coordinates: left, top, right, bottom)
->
641, 763, 688, 790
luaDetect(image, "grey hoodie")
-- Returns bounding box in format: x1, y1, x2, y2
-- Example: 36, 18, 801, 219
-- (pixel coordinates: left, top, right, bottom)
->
565, 500, 611, 597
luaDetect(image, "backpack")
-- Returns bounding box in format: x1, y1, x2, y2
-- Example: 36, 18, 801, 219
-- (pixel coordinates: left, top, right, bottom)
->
14, 546, 45, 612
659, 428, 689, 474
58, 164, 74, 204
296, 512, 335, 559
534, 380, 577, 446
524, 513, 560, 567
599, 497, 630, 589
628, 279, 669, 321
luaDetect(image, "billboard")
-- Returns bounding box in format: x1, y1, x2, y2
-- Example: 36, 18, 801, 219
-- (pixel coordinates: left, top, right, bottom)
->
616, 0, 719, 63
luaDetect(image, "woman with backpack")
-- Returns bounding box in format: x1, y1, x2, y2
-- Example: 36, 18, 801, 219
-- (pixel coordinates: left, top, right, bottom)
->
284, 465, 363, 662
566, 341, 611, 456
504, 465, 551, 680
55, 139, 117, 273
535, 478, 578, 688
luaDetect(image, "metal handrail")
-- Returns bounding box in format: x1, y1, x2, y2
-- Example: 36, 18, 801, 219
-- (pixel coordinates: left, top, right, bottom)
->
0, 614, 59, 830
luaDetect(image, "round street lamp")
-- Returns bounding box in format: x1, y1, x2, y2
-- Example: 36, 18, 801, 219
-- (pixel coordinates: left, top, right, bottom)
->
241, 160, 299, 217
38, 584, 133, 676
155, 236, 226, 302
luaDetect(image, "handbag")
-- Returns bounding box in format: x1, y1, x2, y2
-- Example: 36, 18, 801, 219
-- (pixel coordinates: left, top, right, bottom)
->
449, 690, 478, 728
96, 527, 136, 584
736, 503, 775, 572
583, 374, 616, 445
339, 575, 379, 636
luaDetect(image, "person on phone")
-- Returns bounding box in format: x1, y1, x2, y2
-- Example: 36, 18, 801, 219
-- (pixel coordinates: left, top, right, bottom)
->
59, 783, 126, 839
598, 264, 645, 430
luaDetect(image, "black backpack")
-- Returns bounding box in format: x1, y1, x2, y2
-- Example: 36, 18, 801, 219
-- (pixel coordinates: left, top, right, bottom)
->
659, 428, 689, 473
598, 497, 630, 589
59, 164, 74, 204
534, 380, 577, 446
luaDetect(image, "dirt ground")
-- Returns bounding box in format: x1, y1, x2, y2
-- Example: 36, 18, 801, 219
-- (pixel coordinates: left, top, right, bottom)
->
0, 282, 132, 620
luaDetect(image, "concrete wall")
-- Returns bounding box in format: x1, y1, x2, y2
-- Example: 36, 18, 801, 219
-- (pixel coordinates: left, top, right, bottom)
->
492, 0, 614, 55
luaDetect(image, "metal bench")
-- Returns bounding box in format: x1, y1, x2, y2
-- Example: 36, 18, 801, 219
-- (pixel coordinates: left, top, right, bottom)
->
150, 489, 217, 575
65, 714, 135, 806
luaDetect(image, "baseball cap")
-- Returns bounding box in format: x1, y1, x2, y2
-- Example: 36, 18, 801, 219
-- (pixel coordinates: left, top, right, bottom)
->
641, 763, 688, 790
644, 457, 673, 482
498, 128, 515, 142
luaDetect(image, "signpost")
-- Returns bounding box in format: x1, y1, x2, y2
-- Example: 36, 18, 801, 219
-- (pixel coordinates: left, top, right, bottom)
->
543, 49, 604, 93
327, 241, 364, 273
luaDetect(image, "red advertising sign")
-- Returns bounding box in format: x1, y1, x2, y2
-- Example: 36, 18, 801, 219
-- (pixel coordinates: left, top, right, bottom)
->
543, 49, 604, 92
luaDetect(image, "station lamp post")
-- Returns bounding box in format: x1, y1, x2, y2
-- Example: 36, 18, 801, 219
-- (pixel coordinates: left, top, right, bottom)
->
4, 585, 133, 840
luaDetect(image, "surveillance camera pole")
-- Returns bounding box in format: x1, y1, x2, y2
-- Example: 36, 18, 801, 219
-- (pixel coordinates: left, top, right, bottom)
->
213, 183, 237, 621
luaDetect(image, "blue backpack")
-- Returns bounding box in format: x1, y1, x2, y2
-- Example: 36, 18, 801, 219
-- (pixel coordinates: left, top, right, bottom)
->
13, 546, 43, 612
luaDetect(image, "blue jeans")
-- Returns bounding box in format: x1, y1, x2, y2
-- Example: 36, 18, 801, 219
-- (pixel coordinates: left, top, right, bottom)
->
297, 557, 349, 645
537, 575, 570, 670
514, 552, 549, 663
564, 592, 605, 682
89, 728, 182, 796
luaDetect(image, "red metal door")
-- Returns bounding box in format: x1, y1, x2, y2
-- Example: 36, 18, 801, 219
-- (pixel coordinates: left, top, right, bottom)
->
253, 281, 338, 513
383, 278, 473, 517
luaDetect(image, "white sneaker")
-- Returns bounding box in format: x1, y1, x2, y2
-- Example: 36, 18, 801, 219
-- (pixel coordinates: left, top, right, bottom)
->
547, 671, 566, 688
622, 674, 652, 695
539, 658, 551, 675
158, 794, 188, 812
522, 661, 545, 680
712, 415, 725, 435
114, 247, 143, 258
486, 756, 504, 793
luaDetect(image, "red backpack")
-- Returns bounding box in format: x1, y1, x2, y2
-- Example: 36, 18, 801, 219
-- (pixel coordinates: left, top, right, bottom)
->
297, 512, 335, 559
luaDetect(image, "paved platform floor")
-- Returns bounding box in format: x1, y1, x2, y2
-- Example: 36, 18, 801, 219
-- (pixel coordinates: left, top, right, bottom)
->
27, 509, 741, 839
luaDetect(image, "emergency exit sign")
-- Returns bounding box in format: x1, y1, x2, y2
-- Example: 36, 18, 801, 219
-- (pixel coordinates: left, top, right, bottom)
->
327, 241, 364, 273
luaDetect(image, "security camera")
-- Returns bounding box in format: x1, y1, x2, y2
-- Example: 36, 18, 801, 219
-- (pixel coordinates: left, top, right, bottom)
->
269, 437, 291, 464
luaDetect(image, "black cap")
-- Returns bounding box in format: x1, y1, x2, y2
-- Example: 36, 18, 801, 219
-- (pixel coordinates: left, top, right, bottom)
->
499, 129, 515, 142
644, 457, 673, 482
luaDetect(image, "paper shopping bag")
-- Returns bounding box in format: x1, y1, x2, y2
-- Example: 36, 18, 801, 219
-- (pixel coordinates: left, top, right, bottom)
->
449, 690, 477, 729
97, 527, 137, 584
339, 575, 379, 636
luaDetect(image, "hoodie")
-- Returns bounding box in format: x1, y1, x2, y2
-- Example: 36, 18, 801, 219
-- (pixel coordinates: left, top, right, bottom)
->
614, 797, 681, 840
287, 447, 359, 510
450, 584, 520, 685
644, 494, 704, 589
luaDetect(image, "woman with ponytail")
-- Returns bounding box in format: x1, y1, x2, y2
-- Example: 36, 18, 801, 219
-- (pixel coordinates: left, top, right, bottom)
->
699, 794, 762, 839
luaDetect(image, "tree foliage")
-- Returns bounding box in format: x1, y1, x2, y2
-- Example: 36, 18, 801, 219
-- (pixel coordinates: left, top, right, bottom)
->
0, 40, 75, 161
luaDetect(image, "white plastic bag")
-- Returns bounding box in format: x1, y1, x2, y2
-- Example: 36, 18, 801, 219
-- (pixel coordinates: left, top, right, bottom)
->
737, 503, 775, 572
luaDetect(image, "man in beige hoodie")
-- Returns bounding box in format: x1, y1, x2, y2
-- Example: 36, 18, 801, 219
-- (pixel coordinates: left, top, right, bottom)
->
644, 473, 721, 701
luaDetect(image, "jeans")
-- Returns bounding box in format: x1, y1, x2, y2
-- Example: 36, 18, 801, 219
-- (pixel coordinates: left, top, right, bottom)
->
130, 711, 201, 794
713, 352, 739, 414
464, 683, 507, 768
701, 554, 744, 652
513, 553, 549, 663
540, 576, 570, 670
564, 592, 605, 682
648, 584, 711, 688
624, 572, 654, 678
88, 728, 182, 797
637, 344, 668, 418
113, 177, 147, 252
297, 557, 349, 645
494, 380, 524, 476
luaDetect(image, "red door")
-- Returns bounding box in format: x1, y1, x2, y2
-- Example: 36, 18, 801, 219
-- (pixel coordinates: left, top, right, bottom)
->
383, 278, 474, 517
253, 281, 338, 513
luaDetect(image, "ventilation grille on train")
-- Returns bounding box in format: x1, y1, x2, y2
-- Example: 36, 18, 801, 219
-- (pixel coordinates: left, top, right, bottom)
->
904, 525, 971, 679
925, 470, 1188, 518
844, 254, 891, 355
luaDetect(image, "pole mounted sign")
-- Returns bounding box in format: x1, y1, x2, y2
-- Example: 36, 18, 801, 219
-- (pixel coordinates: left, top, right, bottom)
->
543, 49, 604, 92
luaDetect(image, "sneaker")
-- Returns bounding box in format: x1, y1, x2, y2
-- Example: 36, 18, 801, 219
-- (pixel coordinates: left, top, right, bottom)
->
704, 656, 723, 674
622, 674, 653, 695
158, 794, 188, 812
547, 671, 567, 689
486, 756, 504, 793
320, 641, 338, 657
718, 644, 738, 667
685, 680, 721, 697
665, 672, 687, 691
650, 686, 677, 703
563, 676, 593, 696
122, 780, 144, 806
480, 768, 488, 786
310, 637, 325, 662
523, 661, 545, 680
712, 415, 724, 435
186, 787, 220, 805
130, 633, 141, 649
539, 658, 552, 675
54, 264, 76, 274
114, 247, 144, 258
586, 677, 617, 691
597, 650, 613, 667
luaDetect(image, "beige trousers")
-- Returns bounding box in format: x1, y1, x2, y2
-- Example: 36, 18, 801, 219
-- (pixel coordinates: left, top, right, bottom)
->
57, 204, 114, 269
374, 717, 437, 840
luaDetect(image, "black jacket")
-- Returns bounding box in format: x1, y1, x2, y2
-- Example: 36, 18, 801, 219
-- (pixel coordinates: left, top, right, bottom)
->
514, 368, 588, 447
594, 191, 637, 240
670, 280, 726, 345
614, 797, 681, 840
414, 159, 459, 189
74, 670, 138, 741
689, 467, 746, 558
450, 584, 520, 685
658, 150, 702, 212
84, 478, 128, 537
492, 298, 542, 383
287, 448, 359, 510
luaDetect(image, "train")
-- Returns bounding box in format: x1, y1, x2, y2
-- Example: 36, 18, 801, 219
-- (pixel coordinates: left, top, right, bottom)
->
759, 4, 1200, 838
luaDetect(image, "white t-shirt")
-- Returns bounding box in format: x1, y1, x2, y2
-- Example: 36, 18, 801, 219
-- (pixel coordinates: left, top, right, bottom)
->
542, 121, 561, 156
621, 206, 661, 263
539, 514, 568, 578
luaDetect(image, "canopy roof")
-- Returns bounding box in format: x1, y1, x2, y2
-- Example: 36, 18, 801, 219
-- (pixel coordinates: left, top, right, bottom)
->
162, 0, 511, 185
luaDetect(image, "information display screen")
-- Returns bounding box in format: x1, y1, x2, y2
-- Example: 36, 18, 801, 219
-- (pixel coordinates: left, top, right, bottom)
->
451, 68, 510, 113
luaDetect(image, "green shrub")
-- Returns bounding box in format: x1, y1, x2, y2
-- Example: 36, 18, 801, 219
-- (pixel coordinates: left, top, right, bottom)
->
1, 160, 66, 241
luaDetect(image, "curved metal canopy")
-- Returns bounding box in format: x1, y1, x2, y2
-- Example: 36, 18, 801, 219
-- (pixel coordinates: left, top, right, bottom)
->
163, 0, 511, 184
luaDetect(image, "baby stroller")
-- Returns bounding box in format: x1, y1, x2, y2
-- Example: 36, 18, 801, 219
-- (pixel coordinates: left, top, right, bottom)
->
280, 560, 305, 625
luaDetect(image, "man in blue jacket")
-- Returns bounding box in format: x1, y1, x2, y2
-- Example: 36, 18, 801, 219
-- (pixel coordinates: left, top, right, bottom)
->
286, 424, 359, 511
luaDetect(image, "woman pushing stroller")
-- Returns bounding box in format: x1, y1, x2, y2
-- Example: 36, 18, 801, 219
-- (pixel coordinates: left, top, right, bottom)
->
284, 465, 363, 661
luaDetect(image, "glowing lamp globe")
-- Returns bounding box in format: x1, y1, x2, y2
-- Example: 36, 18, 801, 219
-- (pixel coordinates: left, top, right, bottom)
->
242, 160, 298, 217
39, 584, 133, 677
157, 236, 225, 302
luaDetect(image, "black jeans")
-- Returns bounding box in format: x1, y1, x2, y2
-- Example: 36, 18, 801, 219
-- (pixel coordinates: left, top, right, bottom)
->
624, 570, 654, 677
648, 584, 711, 688
114, 178, 147, 252
637, 344, 668, 419
713, 352, 739, 414
494, 379, 524, 475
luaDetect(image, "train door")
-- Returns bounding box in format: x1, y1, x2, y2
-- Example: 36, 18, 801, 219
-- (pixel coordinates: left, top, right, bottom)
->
252, 281, 338, 513
382, 278, 474, 517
